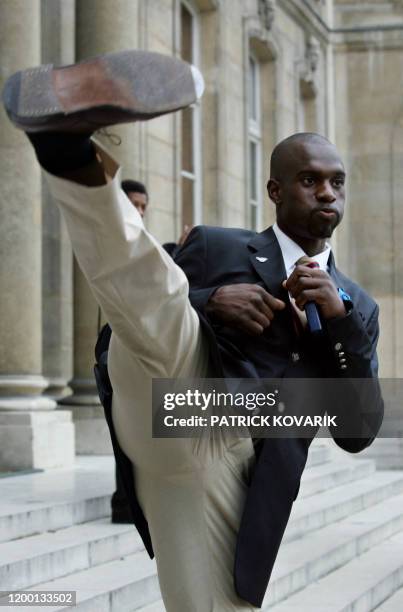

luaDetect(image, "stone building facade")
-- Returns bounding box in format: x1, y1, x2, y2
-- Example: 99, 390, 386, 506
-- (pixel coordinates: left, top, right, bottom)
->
1, 0, 402, 470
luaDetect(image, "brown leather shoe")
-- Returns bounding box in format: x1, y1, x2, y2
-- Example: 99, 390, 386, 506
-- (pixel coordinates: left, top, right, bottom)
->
2, 50, 204, 133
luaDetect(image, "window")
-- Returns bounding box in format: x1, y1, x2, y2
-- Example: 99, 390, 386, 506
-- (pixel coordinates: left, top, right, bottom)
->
180, 1, 202, 227
247, 53, 262, 231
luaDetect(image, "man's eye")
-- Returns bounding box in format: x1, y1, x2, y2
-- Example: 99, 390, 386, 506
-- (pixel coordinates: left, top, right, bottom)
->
302, 177, 315, 186
332, 178, 345, 188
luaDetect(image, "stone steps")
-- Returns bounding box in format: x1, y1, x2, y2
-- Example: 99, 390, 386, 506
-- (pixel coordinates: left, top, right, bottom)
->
0, 518, 142, 591
306, 443, 332, 467
139, 477, 403, 612
284, 469, 403, 542
362, 437, 403, 470
374, 585, 403, 611
0, 456, 115, 544
267, 532, 403, 611
299, 457, 374, 498
140, 490, 403, 612
139, 601, 166, 612
0, 495, 112, 545
0, 458, 389, 591
12, 481, 403, 612
263, 491, 403, 607
0, 551, 160, 612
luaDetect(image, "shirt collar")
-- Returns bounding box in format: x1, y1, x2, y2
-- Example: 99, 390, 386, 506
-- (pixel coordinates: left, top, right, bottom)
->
272, 222, 331, 278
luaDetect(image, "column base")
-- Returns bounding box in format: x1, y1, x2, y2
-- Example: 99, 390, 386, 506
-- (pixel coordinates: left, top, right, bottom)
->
0, 410, 75, 471
59, 378, 101, 406
43, 377, 73, 401
0, 375, 56, 406
59, 378, 112, 455
0, 396, 56, 410
63, 403, 113, 455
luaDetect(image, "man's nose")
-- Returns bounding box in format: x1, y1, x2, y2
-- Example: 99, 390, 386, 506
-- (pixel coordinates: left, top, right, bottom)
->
316, 182, 336, 202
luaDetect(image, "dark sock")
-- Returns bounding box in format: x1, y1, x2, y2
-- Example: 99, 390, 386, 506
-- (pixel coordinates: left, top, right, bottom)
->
27, 131, 96, 175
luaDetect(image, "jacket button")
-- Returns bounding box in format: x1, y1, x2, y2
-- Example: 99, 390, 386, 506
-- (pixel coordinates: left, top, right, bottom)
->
341, 364, 347, 370
335, 342, 343, 351
291, 352, 300, 362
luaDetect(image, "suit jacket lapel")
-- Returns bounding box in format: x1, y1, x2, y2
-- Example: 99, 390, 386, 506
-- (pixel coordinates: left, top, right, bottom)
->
247, 226, 289, 303
328, 251, 341, 286
250, 231, 349, 308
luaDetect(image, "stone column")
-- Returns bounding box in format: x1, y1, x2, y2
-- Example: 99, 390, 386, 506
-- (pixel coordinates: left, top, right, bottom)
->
61, 261, 113, 455
0, 0, 74, 470
62, 0, 141, 454
41, 0, 75, 400
75, 0, 141, 169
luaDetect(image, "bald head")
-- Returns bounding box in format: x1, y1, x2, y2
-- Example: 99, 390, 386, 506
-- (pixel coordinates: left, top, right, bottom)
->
266, 132, 346, 254
270, 133, 340, 181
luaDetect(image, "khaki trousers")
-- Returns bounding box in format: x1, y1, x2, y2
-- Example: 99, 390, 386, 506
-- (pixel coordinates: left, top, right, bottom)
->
45, 145, 258, 612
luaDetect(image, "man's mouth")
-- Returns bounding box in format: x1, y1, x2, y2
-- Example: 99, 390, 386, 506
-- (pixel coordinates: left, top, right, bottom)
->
315, 209, 338, 220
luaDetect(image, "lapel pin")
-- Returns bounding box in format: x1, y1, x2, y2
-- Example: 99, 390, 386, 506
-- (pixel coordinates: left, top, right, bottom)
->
256, 257, 268, 263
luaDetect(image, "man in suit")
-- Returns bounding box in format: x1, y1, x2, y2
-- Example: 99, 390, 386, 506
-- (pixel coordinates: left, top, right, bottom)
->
3, 50, 383, 611
173, 133, 383, 604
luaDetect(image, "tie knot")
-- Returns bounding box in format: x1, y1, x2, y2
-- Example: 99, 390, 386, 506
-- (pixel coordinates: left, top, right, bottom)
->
296, 256, 319, 269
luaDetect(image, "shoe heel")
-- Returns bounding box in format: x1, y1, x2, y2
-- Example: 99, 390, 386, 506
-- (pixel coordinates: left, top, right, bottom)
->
2, 64, 62, 129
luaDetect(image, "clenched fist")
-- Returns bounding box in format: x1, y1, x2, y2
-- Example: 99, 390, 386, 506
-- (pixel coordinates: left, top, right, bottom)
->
205, 283, 286, 336
284, 265, 346, 319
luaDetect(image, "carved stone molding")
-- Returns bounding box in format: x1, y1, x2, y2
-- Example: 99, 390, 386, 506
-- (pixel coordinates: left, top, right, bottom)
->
300, 36, 320, 99
307, 35, 320, 71
243, 0, 278, 62
258, 0, 275, 31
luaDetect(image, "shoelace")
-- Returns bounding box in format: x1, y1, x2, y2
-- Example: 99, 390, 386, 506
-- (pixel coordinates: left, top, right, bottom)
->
95, 128, 122, 146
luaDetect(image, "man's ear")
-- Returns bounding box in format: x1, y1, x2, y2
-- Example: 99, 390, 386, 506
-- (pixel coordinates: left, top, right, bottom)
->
267, 178, 281, 206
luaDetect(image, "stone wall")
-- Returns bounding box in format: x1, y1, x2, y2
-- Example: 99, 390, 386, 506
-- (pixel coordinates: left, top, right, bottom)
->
332, 4, 403, 378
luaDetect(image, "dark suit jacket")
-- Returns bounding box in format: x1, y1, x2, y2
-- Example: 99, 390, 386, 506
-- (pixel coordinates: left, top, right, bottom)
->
95, 225, 383, 609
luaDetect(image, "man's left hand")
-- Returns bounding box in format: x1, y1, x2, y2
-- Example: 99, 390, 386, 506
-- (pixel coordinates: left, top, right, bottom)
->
284, 265, 346, 320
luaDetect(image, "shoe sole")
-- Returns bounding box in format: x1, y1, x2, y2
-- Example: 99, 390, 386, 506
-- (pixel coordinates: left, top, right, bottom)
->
2, 50, 199, 132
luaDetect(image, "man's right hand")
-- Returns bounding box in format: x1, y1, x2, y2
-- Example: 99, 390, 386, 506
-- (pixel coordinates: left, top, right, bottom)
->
205, 284, 286, 336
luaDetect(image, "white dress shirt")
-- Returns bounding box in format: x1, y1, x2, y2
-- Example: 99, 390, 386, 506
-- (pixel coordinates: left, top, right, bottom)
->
272, 223, 331, 328
272, 222, 331, 277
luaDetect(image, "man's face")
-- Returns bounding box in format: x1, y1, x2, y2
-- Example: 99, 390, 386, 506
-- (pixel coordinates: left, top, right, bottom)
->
269, 141, 345, 242
127, 191, 148, 218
